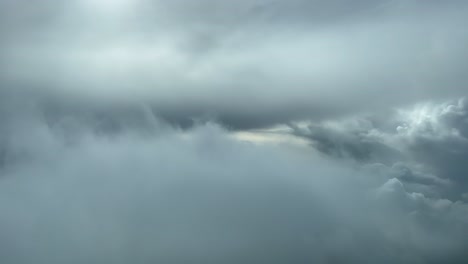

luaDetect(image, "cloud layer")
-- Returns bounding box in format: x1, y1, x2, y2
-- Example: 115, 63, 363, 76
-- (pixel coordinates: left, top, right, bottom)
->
2, 0, 468, 128
0, 114, 467, 263
1, 0, 468, 263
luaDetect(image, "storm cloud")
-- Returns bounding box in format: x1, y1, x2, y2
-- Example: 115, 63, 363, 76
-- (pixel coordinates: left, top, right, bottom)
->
291, 98, 468, 200
1, 113, 468, 264
2, 0, 468, 128
1, 0, 468, 263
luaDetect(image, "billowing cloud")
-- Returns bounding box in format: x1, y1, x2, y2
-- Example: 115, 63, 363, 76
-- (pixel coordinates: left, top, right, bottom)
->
291, 98, 468, 199
0, 109, 467, 263
1, 0, 468, 263
2, 0, 468, 129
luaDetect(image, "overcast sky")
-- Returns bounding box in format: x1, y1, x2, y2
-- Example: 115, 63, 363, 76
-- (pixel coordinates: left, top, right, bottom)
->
1, 0, 468, 263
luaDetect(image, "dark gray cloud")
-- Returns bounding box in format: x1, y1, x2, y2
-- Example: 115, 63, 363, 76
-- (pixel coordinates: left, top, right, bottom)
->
289, 118, 401, 162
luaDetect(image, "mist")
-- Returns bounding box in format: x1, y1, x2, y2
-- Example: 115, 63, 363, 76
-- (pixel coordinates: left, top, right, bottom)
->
1, 0, 468, 263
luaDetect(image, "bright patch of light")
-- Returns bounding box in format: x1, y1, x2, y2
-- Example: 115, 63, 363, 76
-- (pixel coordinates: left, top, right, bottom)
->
406, 105, 432, 125
81, 0, 136, 16
231, 125, 309, 147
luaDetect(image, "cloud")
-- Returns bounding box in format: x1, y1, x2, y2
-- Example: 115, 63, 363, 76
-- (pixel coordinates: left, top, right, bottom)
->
0, 102, 467, 263
2, 0, 468, 129
291, 98, 468, 200
1, 1, 468, 262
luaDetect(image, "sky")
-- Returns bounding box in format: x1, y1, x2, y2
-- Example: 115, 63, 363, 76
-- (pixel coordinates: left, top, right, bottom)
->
1, 0, 468, 263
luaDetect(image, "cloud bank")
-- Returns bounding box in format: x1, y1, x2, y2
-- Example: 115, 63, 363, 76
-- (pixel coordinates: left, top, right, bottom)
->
0, 100, 467, 263
2, 0, 468, 128
1, 0, 468, 263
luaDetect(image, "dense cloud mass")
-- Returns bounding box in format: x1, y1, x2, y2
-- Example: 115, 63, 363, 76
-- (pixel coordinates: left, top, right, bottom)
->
2, 0, 468, 128
1, 0, 468, 263
291, 98, 468, 200
1, 110, 468, 264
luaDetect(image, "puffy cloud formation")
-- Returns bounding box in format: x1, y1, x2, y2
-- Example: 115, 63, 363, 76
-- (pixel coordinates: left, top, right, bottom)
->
0, 107, 467, 264
292, 98, 468, 199
0, 97, 467, 263
1, 0, 468, 263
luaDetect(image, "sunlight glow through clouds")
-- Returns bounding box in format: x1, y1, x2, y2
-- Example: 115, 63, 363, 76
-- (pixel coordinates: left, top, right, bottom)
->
80, 0, 136, 16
